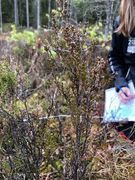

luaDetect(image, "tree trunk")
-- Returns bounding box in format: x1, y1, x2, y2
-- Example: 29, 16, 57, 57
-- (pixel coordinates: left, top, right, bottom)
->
37, 0, 41, 29
82, 0, 86, 23
26, 0, 29, 28
48, 0, 51, 28
14, 0, 19, 27
0, 0, 2, 33
105, 0, 114, 41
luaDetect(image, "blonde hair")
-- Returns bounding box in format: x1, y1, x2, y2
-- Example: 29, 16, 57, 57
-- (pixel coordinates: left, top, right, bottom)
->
116, 0, 135, 37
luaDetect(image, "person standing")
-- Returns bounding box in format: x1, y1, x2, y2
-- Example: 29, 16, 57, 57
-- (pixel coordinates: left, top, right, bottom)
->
108, 0, 135, 141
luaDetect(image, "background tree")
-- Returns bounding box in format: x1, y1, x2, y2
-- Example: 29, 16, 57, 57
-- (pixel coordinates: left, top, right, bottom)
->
14, 0, 19, 27
0, 0, 2, 33
26, 0, 30, 28
0, 0, 120, 36
37, 0, 41, 29
48, 0, 51, 28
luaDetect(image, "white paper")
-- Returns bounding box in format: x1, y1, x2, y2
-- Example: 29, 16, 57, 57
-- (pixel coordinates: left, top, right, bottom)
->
103, 81, 135, 122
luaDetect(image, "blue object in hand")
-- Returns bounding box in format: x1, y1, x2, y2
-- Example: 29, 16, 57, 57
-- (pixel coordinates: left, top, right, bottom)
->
117, 85, 128, 97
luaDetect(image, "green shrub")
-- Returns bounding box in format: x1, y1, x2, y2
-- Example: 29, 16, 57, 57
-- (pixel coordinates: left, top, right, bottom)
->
86, 23, 111, 42
9, 25, 37, 46
0, 62, 16, 96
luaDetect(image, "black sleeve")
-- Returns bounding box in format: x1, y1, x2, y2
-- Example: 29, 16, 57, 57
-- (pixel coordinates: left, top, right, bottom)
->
108, 17, 128, 91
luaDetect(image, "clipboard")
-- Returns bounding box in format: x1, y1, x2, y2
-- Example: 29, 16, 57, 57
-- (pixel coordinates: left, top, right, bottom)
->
103, 81, 135, 123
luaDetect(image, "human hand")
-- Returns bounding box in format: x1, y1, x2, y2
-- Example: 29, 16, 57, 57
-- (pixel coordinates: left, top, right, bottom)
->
118, 87, 134, 103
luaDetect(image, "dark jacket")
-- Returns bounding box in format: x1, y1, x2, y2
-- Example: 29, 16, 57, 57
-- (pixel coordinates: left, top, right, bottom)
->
109, 16, 135, 91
